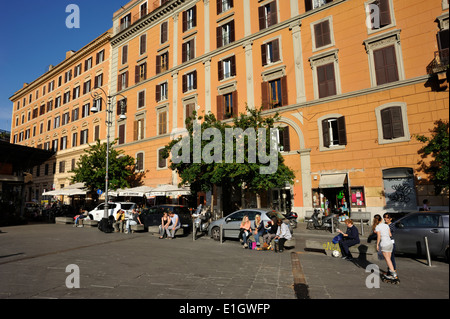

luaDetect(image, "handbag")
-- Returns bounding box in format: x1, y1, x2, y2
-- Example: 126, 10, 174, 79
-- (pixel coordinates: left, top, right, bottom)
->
332, 234, 343, 244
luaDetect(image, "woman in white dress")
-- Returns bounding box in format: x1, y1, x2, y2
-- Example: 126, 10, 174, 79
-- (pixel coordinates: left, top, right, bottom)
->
375, 221, 397, 279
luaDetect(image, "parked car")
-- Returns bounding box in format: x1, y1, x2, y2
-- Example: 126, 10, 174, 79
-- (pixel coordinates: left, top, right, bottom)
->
207, 208, 288, 241
88, 202, 136, 221
140, 204, 192, 233
393, 211, 449, 261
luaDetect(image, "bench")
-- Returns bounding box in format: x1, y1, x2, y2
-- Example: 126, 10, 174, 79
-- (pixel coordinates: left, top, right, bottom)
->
83, 219, 99, 227
305, 239, 377, 260
130, 224, 145, 233
55, 217, 74, 224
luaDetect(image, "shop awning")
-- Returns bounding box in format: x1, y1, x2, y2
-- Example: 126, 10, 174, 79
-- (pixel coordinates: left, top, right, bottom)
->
319, 174, 348, 188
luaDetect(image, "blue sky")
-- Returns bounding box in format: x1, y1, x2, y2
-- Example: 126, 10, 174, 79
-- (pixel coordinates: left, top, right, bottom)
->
0, 0, 129, 131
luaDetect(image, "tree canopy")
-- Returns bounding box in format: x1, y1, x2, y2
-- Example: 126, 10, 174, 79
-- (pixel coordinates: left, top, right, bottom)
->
162, 106, 295, 195
415, 120, 449, 195
70, 140, 138, 194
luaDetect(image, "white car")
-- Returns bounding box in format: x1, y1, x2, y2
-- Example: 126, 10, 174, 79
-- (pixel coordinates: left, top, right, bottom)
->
88, 202, 136, 221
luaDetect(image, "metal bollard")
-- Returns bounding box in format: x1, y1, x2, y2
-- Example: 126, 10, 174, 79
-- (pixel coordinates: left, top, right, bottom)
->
331, 215, 335, 233
192, 219, 196, 241
424, 236, 432, 267
220, 224, 223, 244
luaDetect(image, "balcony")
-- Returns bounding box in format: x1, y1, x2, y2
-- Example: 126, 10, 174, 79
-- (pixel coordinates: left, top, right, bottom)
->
426, 48, 449, 75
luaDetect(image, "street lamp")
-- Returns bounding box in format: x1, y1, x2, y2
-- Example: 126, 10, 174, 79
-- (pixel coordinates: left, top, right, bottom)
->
90, 87, 127, 220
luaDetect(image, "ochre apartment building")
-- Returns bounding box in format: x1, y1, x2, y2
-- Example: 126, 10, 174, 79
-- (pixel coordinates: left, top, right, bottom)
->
9, 0, 449, 218
9, 31, 111, 203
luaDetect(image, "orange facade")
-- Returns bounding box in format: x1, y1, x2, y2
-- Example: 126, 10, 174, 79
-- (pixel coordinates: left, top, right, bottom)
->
9, 31, 111, 198
9, 0, 449, 216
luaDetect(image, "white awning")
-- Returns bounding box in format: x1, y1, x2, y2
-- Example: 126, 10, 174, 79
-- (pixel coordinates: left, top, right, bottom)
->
319, 174, 348, 188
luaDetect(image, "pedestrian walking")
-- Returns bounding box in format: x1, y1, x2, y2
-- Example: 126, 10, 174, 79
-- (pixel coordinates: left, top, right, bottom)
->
376, 218, 398, 280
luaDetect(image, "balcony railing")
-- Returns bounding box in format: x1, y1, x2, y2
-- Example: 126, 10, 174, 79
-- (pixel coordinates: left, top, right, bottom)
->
115, 0, 171, 34
426, 48, 449, 75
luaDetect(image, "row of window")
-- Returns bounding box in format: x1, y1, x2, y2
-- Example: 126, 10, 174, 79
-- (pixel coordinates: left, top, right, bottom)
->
16, 50, 106, 111
15, 74, 104, 128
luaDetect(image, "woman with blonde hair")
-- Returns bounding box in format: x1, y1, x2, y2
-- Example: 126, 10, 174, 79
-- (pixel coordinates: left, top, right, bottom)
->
253, 214, 266, 247
239, 215, 252, 248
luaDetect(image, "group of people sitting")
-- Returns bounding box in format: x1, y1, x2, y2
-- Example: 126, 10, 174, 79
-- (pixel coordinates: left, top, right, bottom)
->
113, 209, 143, 234
239, 214, 292, 252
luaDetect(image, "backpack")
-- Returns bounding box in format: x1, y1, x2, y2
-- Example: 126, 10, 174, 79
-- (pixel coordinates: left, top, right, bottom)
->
98, 216, 114, 233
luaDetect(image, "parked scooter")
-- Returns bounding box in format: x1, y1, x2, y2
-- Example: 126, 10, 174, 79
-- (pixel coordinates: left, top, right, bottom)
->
192, 205, 211, 239
306, 209, 338, 231
284, 211, 298, 229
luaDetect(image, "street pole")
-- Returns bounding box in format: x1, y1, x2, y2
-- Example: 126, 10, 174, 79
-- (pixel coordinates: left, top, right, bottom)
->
90, 88, 127, 221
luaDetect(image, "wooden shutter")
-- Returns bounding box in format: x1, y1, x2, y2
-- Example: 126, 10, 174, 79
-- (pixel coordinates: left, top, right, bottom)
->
133, 121, 138, 141
261, 44, 267, 66
272, 39, 280, 62
231, 56, 236, 77
390, 107, 404, 138
337, 116, 347, 146
182, 10, 187, 32
94, 125, 100, 141
381, 108, 393, 139
269, 1, 277, 27
140, 34, 146, 55
135, 65, 140, 84
182, 74, 187, 92
161, 22, 168, 43
192, 5, 197, 28
378, 0, 391, 27
138, 91, 145, 107
322, 120, 331, 148
119, 125, 125, 144
217, 95, 224, 121
182, 42, 187, 63
282, 126, 291, 152
374, 45, 398, 85
229, 20, 235, 43
193, 70, 197, 90
258, 6, 265, 30
218, 60, 224, 81
261, 81, 269, 110
156, 84, 161, 102
122, 45, 128, 64
156, 55, 161, 74
216, 25, 223, 48
189, 39, 195, 59
232, 90, 238, 117
305, 0, 312, 12
217, 0, 222, 14
318, 63, 336, 98
315, 21, 331, 48
281, 76, 288, 106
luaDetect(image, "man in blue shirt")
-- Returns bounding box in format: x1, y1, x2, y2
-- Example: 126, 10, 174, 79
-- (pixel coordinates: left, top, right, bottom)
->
337, 219, 360, 260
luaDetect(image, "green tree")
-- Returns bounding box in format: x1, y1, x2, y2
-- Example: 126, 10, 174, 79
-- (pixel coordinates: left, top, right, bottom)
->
415, 120, 449, 195
163, 106, 295, 202
70, 140, 138, 196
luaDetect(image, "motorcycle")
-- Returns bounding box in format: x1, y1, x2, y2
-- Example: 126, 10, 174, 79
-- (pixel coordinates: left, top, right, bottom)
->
284, 211, 298, 229
306, 209, 338, 231
192, 206, 211, 239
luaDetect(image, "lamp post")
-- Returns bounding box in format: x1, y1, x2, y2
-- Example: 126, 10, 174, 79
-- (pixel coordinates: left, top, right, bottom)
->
90, 87, 127, 220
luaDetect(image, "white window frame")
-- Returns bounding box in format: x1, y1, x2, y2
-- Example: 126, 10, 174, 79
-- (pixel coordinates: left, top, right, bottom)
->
364, 0, 396, 35
317, 113, 346, 152
310, 16, 335, 53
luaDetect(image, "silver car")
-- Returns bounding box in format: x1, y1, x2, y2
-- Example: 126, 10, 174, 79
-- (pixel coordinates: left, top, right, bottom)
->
393, 212, 449, 260
207, 208, 287, 241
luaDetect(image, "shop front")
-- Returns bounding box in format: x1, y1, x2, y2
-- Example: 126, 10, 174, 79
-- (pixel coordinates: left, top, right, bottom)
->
312, 173, 351, 217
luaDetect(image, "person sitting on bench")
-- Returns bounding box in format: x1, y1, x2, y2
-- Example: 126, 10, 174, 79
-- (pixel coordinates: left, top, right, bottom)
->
337, 219, 360, 260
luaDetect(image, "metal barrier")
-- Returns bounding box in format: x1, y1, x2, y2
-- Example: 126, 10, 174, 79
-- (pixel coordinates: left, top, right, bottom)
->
350, 212, 371, 236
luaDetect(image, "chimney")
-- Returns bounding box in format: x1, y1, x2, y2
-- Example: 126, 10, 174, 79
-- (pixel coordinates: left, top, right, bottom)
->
66, 50, 76, 59
23, 83, 29, 88
48, 65, 54, 71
